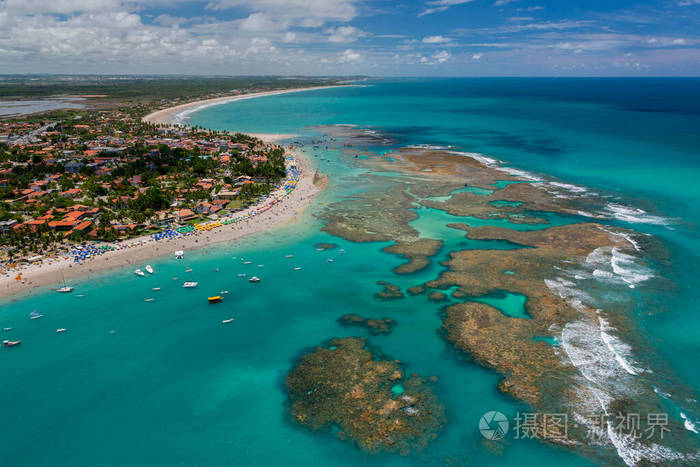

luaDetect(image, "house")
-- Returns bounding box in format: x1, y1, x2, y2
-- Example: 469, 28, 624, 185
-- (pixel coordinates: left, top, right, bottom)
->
64, 161, 83, 174
176, 209, 197, 223
0, 219, 18, 233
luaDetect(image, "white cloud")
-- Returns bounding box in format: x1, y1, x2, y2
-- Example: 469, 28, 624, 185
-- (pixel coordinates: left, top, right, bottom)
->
326, 26, 365, 43
493, 0, 518, 6
419, 0, 475, 17
422, 35, 452, 44
208, 0, 358, 25
472, 53, 483, 60
420, 50, 451, 64
339, 48, 361, 63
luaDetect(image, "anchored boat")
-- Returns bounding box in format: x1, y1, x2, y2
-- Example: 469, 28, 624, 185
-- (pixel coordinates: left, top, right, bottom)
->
208, 296, 223, 304
182, 281, 198, 288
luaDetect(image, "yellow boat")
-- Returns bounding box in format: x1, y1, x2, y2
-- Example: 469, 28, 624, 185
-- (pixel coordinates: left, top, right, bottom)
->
208, 296, 223, 304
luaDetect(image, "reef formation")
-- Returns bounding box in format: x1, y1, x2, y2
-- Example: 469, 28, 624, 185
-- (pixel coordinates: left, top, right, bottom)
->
286, 337, 446, 454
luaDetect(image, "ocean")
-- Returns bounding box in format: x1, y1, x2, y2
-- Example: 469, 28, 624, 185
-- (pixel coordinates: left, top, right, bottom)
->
1, 78, 699, 466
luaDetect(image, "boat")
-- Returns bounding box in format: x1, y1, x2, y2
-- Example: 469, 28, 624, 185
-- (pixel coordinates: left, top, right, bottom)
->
237, 273, 246, 277
285, 254, 293, 258
134, 269, 145, 277
3, 340, 21, 347
57, 271, 73, 293
185, 266, 193, 273
3, 327, 12, 331
182, 281, 198, 288
56, 328, 67, 333
249, 276, 261, 283
293, 267, 302, 271
221, 318, 234, 324
145, 265, 154, 274
243, 261, 251, 265
327, 259, 334, 263
152, 287, 161, 291
174, 250, 184, 259
208, 295, 223, 304
220, 290, 229, 295
213, 268, 220, 272
30, 310, 43, 320
145, 298, 155, 302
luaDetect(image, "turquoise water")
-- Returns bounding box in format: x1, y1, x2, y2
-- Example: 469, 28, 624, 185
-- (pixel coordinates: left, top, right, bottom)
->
3, 79, 700, 466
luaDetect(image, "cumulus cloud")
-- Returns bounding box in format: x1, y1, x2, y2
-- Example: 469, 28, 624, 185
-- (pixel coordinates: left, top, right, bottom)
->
420, 50, 451, 64
339, 49, 362, 63
326, 26, 365, 43
423, 35, 452, 44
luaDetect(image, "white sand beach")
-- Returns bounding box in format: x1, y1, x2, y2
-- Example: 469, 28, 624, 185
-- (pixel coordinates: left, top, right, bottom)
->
0, 91, 330, 301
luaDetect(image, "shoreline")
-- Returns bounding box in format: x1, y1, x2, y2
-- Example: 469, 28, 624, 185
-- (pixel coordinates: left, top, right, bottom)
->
1, 92, 332, 301
141, 85, 342, 127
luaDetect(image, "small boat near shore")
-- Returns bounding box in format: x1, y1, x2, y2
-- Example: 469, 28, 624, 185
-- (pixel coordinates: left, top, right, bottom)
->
134, 269, 145, 277
145, 298, 155, 302
249, 276, 261, 283
57, 286, 74, 293
145, 265, 154, 274
30, 311, 43, 320
220, 290, 229, 295
152, 287, 161, 291
285, 254, 293, 258
174, 250, 184, 259
56, 328, 67, 333
3, 340, 21, 347
3, 327, 12, 331
221, 318, 234, 324
182, 281, 198, 288
243, 261, 252, 265
238, 273, 246, 277
293, 267, 302, 271
208, 295, 223, 304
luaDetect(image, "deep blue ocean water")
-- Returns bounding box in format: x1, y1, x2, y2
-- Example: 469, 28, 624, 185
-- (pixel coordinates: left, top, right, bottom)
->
1, 79, 699, 466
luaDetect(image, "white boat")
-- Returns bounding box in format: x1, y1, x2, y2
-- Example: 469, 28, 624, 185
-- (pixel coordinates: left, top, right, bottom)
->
257, 264, 264, 268
174, 250, 184, 259
327, 259, 334, 263
285, 254, 293, 258
30, 313, 44, 320
145, 298, 155, 302
3, 327, 12, 331
57, 271, 73, 293
145, 265, 154, 274
220, 290, 229, 295
134, 269, 145, 277
182, 281, 199, 288
222, 318, 234, 324
243, 261, 252, 265
237, 273, 247, 277
152, 287, 161, 291
56, 328, 67, 333
293, 267, 302, 271
249, 276, 261, 283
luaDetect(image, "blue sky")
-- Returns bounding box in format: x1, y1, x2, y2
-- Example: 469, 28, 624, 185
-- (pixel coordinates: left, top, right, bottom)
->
0, 0, 698, 76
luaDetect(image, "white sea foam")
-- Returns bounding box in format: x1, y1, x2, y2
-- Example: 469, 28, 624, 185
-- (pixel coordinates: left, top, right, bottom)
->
448, 150, 499, 167
604, 203, 670, 226
545, 277, 593, 311
585, 246, 652, 288
680, 412, 700, 434
406, 144, 454, 150
598, 317, 643, 376
611, 247, 652, 288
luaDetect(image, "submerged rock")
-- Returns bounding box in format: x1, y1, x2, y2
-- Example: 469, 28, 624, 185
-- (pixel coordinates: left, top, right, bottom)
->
338, 314, 397, 335
286, 337, 446, 454
375, 281, 404, 300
